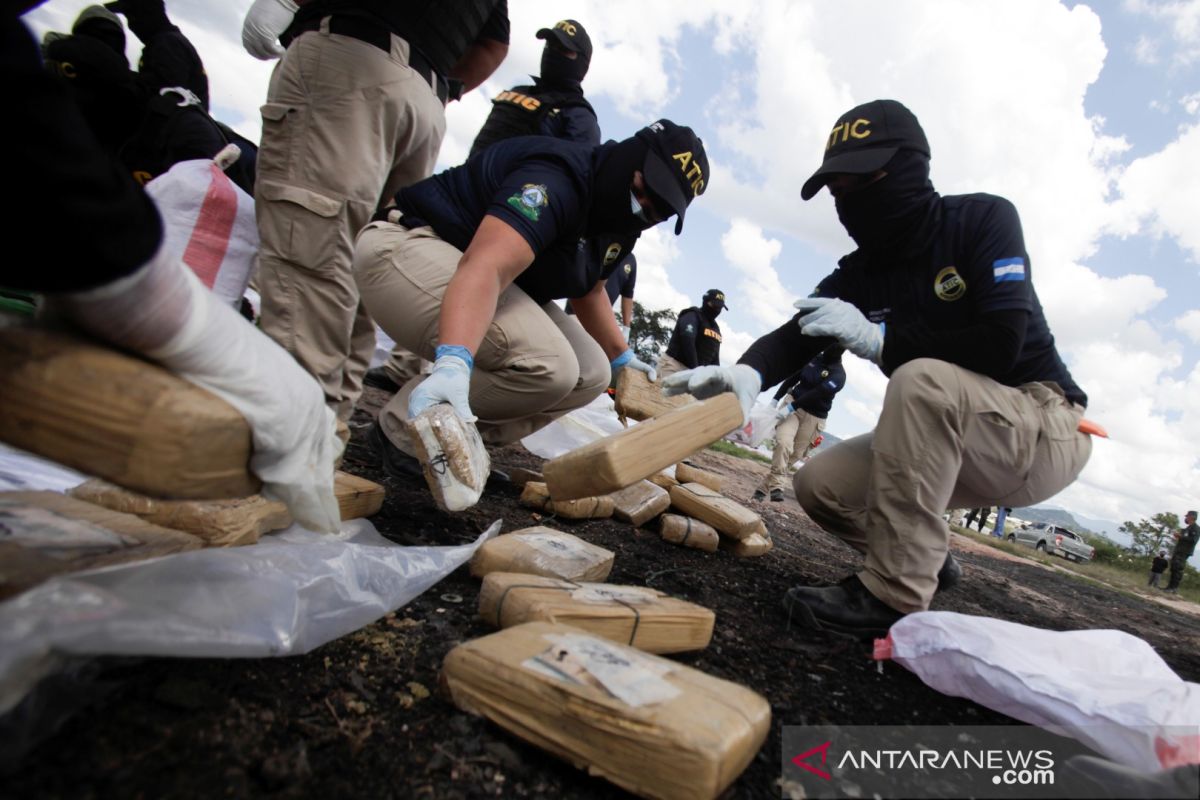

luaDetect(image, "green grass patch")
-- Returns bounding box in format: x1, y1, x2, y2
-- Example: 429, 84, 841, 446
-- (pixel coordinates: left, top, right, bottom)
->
707, 439, 772, 464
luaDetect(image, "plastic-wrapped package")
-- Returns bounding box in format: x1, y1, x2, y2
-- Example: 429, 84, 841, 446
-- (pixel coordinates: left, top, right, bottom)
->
478, 573, 714, 654
720, 531, 773, 558
675, 461, 723, 492
470, 527, 614, 582
407, 404, 489, 512
609, 480, 671, 527
519, 482, 614, 520
722, 399, 778, 448
659, 514, 719, 553
668, 483, 766, 541
442, 622, 771, 800
877, 611, 1200, 771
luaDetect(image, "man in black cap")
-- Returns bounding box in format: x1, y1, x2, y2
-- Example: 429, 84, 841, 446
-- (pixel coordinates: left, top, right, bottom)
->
664, 98, 1095, 638
105, 0, 208, 111
1165, 510, 1199, 593
658, 289, 727, 379
470, 19, 599, 158
353, 118, 708, 509
367, 18, 604, 395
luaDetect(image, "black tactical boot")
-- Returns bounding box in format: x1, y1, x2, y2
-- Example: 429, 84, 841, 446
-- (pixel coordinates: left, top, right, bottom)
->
367, 421, 423, 480
770, 488, 784, 502
782, 575, 905, 639
936, 552, 962, 593
363, 366, 401, 393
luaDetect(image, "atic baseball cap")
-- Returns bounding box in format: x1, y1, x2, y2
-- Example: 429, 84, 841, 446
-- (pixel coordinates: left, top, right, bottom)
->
800, 99, 930, 201
635, 119, 709, 235
703, 289, 728, 309
536, 19, 592, 59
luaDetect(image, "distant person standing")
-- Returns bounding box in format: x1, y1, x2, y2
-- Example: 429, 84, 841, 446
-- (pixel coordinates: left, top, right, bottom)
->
1165, 510, 1199, 594
658, 289, 726, 378
754, 346, 846, 503
964, 507, 990, 533
1149, 550, 1169, 588
992, 506, 1012, 538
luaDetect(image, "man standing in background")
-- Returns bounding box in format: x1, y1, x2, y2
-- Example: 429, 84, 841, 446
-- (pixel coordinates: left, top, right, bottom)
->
658, 289, 726, 379
1165, 510, 1199, 594
241, 0, 509, 440
753, 346, 845, 503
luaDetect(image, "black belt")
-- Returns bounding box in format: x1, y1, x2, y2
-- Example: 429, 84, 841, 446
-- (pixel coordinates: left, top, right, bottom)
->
289, 16, 461, 104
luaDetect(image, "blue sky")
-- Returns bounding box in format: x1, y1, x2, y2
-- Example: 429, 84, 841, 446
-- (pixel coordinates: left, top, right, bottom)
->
25, 1, 1200, 532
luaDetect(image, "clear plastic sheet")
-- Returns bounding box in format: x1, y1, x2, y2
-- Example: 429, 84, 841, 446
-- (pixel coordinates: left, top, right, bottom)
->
0, 518, 499, 715
521, 393, 627, 460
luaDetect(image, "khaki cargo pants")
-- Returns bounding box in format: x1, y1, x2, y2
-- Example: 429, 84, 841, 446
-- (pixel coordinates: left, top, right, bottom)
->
760, 409, 825, 494
255, 23, 445, 422
795, 358, 1092, 613
353, 222, 611, 450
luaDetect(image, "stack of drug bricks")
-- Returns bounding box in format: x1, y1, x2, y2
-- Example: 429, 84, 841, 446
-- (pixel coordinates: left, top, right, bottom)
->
517, 385, 772, 557
0, 327, 386, 600
445, 518, 771, 799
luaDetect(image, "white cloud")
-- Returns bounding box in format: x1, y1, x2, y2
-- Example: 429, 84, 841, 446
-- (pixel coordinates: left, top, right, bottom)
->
1125, 0, 1200, 67
1107, 121, 1200, 262
1175, 310, 1200, 342
719, 218, 794, 328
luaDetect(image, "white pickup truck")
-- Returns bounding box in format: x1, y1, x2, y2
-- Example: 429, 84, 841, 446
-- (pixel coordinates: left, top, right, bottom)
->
1009, 523, 1095, 563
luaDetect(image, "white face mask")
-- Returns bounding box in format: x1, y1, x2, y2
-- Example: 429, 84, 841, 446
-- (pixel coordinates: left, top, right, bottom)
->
630, 190, 651, 223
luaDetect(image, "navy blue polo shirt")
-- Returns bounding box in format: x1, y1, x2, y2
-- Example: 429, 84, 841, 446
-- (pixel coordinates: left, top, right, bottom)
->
394, 136, 606, 305
813, 193, 1084, 404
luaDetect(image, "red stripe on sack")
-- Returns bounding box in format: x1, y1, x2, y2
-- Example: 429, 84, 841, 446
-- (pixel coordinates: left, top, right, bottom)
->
182, 163, 237, 288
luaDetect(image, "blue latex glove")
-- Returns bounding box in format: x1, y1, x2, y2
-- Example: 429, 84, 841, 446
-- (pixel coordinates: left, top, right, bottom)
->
611, 348, 657, 382
408, 345, 476, 422
793, 297, 884, 364
661, 364, 762, 424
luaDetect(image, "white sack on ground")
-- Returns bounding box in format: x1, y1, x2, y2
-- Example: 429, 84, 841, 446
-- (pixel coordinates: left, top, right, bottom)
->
881, 611, 1200, 771
521, 392, 626, 460
723, 399, 778, 448
0, 515, 500, 715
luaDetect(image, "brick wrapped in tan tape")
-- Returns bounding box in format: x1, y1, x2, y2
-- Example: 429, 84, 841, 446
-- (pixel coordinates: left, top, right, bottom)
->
0, 491, 202, 599
674, 461, 723, 492
667, 483, 765, 542
659, 514, 720, 553
609, 480, 671, 527
0, 327, 258, 499
478, 572, 714, 654
543, 394, 743, 501
519, 482, 614, 520
613, 366, 692, 422
647, 471, 679, 492
721, 531, 773, 558
68, 471, 385, 547
441, 622, 771, 800
469, 527, 614, 582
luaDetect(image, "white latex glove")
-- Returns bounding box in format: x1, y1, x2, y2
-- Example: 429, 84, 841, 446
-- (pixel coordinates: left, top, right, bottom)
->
409, 347, 476, 422
242, 0, 298, 60
61, 248, 342, 533
793, 297, 884, 364
618, 324, 631, 342
775, 394, 795, 421
610, 348, 656, 382
661, 364, 762, 424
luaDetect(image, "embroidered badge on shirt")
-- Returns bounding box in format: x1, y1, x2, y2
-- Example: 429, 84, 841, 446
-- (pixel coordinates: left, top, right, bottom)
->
508, 184, 549, 222
934, 266, 967, 302
993, 257, 1026, 282
604, 242, 622, 265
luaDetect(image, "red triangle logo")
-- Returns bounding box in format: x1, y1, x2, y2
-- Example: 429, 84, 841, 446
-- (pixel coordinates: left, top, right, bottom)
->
791, 741, 832, 780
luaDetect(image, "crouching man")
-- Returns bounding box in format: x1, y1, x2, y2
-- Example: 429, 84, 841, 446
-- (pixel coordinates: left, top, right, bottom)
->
354, 120, 708, 508
665, 99, 1093, 638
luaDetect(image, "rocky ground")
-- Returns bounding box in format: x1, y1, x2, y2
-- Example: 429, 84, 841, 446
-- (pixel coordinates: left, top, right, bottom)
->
8, 388, 1200, 799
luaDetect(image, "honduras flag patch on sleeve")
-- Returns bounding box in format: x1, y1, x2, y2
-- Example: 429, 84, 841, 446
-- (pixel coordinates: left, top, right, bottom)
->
992, 257, 1026, 282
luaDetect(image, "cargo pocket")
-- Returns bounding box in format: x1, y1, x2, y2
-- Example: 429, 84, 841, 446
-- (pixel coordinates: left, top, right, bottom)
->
960, 407, 1038, 500
257, 180, 345, 274
256, 102, 303, 179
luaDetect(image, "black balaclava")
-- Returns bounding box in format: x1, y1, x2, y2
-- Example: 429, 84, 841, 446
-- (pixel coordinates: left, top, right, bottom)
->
586, 137, 656, 238
111, 0, 171, 43
834, 149, 940, 257
74, 16, 126, 56
703, 300, 722, 320
540, 43, 589, 89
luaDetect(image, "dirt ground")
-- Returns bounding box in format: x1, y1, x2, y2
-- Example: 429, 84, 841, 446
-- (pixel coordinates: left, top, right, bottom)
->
8, 388, 1200, 799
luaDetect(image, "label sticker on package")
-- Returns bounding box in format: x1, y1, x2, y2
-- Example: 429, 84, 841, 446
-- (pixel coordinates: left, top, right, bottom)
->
515, 532, 589, 561
524, 633, 680, 707
570, 584, 658, 605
